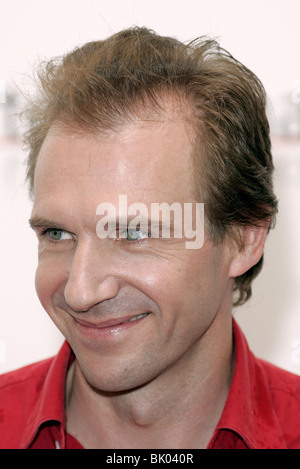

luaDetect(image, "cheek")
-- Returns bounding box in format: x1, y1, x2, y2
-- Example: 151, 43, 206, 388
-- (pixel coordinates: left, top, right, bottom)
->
35, 258, 67, 313
129, 255, 201, 318
150, 247, 230, 320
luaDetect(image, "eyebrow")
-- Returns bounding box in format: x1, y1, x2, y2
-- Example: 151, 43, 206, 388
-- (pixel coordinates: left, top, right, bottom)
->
120, 216, 176, 229
29, 216, 64, 230
28, 215, 177, 234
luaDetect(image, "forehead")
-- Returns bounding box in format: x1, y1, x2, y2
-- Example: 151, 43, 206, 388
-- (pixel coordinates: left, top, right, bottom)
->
33, 109, 197, 211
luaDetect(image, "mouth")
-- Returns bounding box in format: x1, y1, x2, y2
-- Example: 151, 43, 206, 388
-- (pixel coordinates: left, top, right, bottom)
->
73, 312, 151, 330
121, 312, 150, 324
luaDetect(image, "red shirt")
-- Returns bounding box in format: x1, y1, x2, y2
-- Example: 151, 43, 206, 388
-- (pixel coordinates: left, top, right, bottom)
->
1, 319, 300, 449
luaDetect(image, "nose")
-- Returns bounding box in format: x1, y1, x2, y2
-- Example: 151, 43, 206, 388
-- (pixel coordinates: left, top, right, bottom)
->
64, 239, 120, 312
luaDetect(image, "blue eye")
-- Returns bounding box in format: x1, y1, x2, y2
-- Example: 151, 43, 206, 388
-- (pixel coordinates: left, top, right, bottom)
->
48, 229, 63, 240
45, 229, 73, 241
125, 228, 150, 241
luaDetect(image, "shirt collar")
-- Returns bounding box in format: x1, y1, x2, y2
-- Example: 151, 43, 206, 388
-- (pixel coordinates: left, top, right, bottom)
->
20, 319, 287, 449
209, 319, 287, 449
20, 341, 72, 449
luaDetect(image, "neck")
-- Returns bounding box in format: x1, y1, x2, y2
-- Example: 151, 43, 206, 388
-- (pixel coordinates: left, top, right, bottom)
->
66, 309, 234, 449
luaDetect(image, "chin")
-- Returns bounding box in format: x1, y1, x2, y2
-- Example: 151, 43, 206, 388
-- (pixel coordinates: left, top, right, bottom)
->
76, 354, 155, 394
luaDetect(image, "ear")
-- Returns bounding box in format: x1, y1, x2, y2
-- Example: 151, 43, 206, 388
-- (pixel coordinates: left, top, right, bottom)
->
228, 225, 269, 278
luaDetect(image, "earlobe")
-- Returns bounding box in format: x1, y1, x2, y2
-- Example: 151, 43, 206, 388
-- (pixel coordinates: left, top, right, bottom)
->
228, 225, 269, 278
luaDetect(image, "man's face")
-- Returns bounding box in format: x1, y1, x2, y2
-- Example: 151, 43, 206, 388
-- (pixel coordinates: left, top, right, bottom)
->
31, 108, 235, 392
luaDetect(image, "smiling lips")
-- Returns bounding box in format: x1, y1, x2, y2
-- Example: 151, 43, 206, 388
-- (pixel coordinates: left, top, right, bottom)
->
74, 312, 150, 330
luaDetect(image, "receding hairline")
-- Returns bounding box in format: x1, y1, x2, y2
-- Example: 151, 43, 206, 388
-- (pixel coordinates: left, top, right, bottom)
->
45, 88, 198, 138
32, 90, 202, 209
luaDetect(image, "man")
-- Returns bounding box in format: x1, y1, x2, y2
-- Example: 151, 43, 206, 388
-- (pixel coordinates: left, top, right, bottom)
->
1, 26, 299, 449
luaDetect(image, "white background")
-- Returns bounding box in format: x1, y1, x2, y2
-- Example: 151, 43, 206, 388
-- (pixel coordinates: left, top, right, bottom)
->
0, 0, 299, 374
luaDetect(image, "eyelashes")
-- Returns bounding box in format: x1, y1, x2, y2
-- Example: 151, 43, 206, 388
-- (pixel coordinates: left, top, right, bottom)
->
117, 227, 151, 242
39, 227, 151, 245
41, 228, 74, 242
